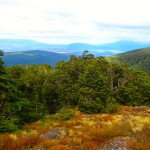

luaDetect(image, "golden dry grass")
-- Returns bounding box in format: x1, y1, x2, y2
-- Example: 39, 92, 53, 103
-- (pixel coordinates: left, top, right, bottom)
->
0, 106, 150, 150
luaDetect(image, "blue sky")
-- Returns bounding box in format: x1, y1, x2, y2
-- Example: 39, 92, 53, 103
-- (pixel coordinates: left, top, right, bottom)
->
0, 0, 150, 44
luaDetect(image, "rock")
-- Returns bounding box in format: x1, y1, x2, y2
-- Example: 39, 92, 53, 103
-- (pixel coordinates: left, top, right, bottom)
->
42, 127, 67, 140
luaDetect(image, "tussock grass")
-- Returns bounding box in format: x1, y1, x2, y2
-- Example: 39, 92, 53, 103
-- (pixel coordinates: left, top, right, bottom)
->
0, 105, 150, 150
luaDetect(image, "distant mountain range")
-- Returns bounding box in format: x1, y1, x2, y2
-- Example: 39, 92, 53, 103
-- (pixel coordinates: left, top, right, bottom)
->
1, 39, 150, 69
66, 41, 150, 51
1, 39, 150, 56
0, 39, 66, 52
2, 47, 150, 73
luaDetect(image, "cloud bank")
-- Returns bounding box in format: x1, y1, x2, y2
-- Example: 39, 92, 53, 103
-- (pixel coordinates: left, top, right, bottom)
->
0, 0, 150, 44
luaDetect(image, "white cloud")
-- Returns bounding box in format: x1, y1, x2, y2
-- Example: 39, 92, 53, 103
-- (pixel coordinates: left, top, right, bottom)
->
0, 0, 150, 44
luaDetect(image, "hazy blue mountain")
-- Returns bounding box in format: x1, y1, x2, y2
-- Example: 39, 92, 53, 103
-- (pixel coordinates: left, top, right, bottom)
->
67, 41, 150, 51
2, 50, 69, 67
65, 41, 150, 56
0, 39, 67, 52
98, 40, 150, 50
1, 39, 150, 55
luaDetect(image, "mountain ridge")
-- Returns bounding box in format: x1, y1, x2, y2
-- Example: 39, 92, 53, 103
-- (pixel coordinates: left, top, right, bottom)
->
2, 50, 69, 67
1, 39, 150, 53
1, 39, 150, 70
107, 47, 150, 73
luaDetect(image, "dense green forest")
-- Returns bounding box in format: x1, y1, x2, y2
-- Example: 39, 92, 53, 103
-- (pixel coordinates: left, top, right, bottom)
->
0, 50, 150, 133
107, 47, 150, 73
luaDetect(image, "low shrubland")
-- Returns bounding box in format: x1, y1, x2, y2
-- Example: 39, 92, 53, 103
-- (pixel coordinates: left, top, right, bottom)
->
0, 106, 150, 150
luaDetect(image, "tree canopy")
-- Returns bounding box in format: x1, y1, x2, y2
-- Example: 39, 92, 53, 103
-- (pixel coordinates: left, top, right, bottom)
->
0, 50, 150, 132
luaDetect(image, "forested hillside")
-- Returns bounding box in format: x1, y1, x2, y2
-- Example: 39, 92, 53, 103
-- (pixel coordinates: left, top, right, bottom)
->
0, 50, 150, 133
107, 47, 150, 73
3, 50, 69, 67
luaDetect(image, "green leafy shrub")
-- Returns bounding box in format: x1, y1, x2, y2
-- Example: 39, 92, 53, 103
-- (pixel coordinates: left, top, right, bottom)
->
105, 97, 119, 113
78, 97, 104, 114
55, 108, 74, 121
0, 117, 20, 133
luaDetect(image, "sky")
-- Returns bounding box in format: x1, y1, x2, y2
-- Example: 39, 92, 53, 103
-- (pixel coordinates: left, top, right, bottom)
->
0, 0, 150, 44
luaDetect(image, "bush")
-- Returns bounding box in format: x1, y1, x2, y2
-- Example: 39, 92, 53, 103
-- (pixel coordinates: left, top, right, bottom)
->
55, 108, 74, 121
78, 97, 104, 114
105, 97, 119, 113
0, 117, 20, 133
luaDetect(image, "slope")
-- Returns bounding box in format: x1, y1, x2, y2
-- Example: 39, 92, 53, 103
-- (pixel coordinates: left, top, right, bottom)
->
107, 47, 150, 73
2, 50, 69, 67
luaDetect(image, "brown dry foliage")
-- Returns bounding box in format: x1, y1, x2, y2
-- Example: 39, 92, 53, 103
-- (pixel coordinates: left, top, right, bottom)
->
127, 126, 150, 150
0, 106, 150, 150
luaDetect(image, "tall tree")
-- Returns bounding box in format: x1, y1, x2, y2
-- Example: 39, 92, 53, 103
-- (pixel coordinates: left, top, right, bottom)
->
0, 51, 28, 132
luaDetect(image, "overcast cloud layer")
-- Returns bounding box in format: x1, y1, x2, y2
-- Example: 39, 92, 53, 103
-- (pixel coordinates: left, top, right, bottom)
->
0, 0, 150, 44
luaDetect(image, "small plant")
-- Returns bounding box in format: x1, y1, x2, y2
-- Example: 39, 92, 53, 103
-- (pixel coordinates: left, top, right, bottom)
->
127, 126, 150, 150
89, 128, 107, 144
102, 114, 114, 122
0, 118, 20, 133
0, 133, 12, 150
55, 108, 74, 121
105, 97, 119, 113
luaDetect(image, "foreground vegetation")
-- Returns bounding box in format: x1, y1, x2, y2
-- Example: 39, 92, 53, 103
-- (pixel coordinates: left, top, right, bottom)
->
0, 50, 150, 133
0, 106, 150, 150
